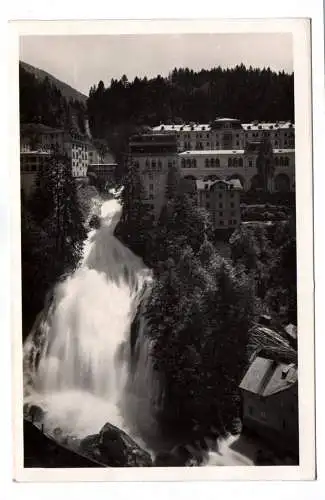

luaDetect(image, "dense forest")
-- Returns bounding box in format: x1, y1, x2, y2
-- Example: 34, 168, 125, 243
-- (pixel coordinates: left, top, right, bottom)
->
19, 63, 87, 133
87, 65, 294, 135
116, 162, 296, 443
20, 62, 294, 172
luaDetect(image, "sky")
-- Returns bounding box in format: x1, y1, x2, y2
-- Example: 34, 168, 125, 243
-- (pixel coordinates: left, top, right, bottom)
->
20, 33, 293, 96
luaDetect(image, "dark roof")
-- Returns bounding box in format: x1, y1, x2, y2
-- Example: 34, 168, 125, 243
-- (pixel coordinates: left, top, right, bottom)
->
20, 123, 64, 135
239, 355, 297, 397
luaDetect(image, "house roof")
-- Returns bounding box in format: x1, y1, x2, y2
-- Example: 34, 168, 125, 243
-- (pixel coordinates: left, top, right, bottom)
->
239, 355, 298, 397
179, 150, 245, 156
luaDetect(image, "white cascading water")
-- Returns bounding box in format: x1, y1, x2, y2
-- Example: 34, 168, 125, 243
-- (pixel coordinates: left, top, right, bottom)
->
23, 193, 255, 466
23, 195, 156, 448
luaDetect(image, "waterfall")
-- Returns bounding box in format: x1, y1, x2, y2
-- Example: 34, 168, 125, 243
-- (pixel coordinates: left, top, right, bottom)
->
23, 196, 155, 446
23, 194, 256, 466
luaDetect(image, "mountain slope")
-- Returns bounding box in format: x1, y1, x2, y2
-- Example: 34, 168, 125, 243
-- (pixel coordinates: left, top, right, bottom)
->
20, 60, 87, 104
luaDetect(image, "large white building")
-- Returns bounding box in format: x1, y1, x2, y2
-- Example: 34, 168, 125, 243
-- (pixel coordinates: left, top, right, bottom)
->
152, 117, 295, 193
178, 147, 295, 192
152, 117, 295, 151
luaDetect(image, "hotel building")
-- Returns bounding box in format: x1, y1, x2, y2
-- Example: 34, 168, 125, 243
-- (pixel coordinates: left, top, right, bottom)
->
127, 133, 179, 219
20, 123, 92, 198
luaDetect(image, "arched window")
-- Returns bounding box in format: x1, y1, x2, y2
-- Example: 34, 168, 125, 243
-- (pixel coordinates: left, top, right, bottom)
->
215, 158, 220, 167
275, 157, 279, 166
238, 158, 243, 167
205, 158, 210, 168
186, 159, 191, 168
192, 159, 196, 168
284, 157, 289, 166
181, 158, 185, 168
228, 158, 233, 167
279, 157, 284, 167
210, 158, 215, 167
233, 158, 238, 167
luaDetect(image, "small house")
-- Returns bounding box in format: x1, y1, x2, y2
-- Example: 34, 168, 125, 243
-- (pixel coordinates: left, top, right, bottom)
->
239, 349, 299, 458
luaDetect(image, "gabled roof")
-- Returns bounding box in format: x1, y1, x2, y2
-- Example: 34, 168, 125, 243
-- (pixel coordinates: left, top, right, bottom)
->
239, 355, 298, 397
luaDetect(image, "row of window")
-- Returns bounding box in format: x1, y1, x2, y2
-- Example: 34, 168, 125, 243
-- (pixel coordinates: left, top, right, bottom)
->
216, 219, 238, 226
21, 164, 39, 172
182, 157, 290, 168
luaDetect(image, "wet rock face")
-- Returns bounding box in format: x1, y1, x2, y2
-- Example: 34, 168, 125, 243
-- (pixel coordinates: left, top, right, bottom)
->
79, 422, 153, 467
24, 403, 45, 424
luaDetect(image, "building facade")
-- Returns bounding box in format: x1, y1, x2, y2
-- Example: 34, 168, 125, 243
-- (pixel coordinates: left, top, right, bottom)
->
128, 133, 178, 219
152, 117, 295, 193
20, 123, 91, 180
194, 179, 242, 230
178, 148, 295, 192
20, 150, 52, 199
239, 350, 299, 458
152, 117, 295, 152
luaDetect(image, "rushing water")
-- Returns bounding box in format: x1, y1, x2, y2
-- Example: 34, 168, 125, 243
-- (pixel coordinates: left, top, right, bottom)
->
23, 196, 156, 447
23, 194, 255, 466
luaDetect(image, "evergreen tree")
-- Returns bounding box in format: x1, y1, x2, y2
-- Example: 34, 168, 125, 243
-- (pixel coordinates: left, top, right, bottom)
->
29, 150, 87, 275
115, 162, 153, 256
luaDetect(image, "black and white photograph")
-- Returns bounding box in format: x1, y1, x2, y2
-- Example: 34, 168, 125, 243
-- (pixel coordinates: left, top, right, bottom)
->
11, 19, 315, 481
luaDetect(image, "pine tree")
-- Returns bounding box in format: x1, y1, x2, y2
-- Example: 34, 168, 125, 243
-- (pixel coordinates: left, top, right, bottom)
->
29, 150, 86, 275
116, 161, 153, 256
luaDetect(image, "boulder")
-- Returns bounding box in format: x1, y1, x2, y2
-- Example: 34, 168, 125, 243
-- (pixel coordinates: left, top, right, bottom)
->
79, 422, 153, 467
24, 403, 45, 424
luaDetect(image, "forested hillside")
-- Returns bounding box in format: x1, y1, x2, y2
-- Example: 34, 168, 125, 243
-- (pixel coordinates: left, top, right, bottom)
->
19, 62, 88, 132
88, 65, 294, 137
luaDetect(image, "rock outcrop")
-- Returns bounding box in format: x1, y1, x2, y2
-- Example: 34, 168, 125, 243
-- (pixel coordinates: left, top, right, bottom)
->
80, 422, 153, 467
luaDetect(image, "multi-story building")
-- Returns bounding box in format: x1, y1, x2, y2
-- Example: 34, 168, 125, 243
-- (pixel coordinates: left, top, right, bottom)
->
128, 133, 178, 219
178, 147, 295, 192
152, 117, 295, 152
20, 150, 52, 199
20, 123, 91, 180
194, 178, 242, 230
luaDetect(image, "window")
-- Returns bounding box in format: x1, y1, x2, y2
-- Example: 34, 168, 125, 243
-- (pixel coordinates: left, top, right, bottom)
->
230, 202, 235, 208
220, 221, 224, 226
149, 184, 154, 191
219, 193, 223, 199
192, 159, 197, 168
219, 211, 223, 216
148, 173, 153, 180
206, 202, 210, 209
231, 211, 235, 216
149, 194, 154, 200
249, 160, 253, 167
219, 203, 223, 208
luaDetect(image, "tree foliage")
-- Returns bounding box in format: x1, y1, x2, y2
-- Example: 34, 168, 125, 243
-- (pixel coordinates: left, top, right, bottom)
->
229, 219, 297, 325
22, 153, 87, 338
